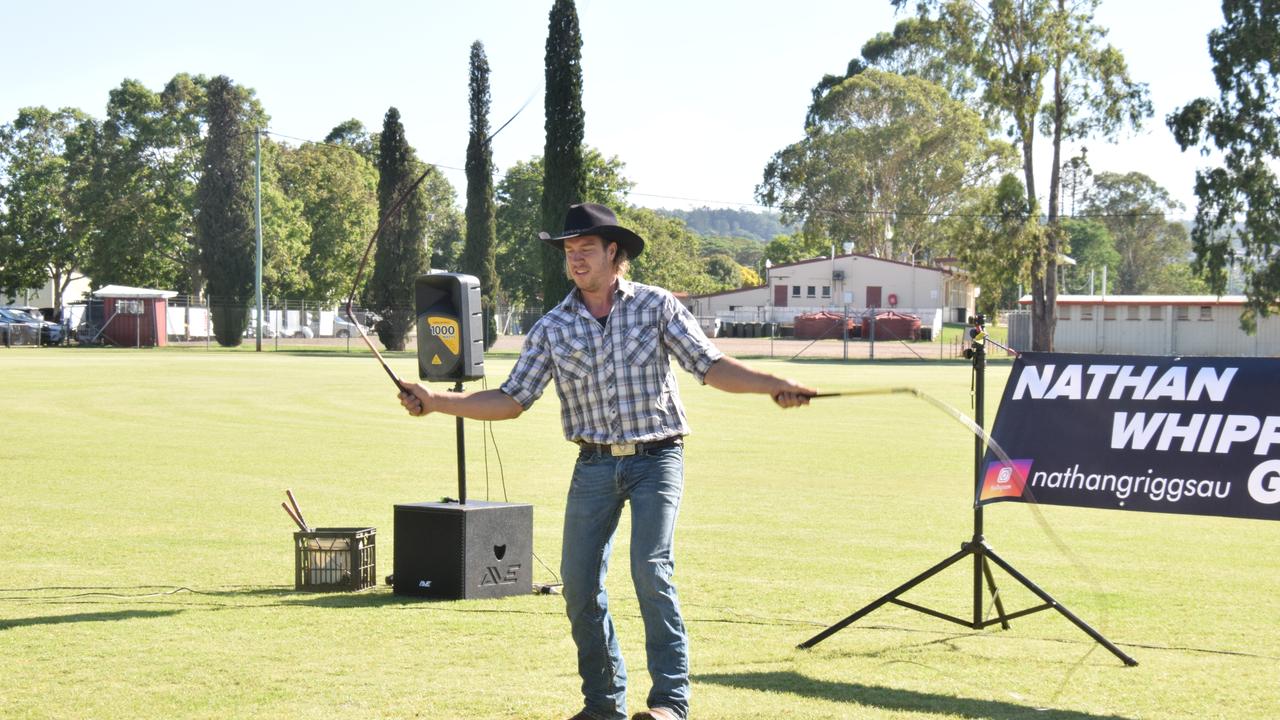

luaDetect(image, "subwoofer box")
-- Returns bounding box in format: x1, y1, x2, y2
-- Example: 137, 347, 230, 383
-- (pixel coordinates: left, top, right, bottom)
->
392, 501, 533, 599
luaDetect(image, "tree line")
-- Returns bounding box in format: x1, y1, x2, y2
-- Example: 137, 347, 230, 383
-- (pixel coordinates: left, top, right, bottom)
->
0, 0, 757, 348
4, 1, 1277, 350
0, 77, 750, 347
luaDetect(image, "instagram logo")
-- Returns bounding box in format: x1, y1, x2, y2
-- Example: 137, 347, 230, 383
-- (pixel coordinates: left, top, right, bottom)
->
981, 460, 1032, 501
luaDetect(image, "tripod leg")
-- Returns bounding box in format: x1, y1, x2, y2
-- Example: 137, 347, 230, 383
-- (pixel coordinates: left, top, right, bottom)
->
984, 547, 1138, 666
799, 546, 971, 649
982, 556, 1011, 630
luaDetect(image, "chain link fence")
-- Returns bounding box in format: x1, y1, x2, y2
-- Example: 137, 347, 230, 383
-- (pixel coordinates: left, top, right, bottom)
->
14, 296, 1008, 363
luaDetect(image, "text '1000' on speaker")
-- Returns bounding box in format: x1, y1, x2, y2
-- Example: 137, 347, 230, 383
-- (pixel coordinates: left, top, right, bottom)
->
415, 272, 484, 382
393, 501, 533, 600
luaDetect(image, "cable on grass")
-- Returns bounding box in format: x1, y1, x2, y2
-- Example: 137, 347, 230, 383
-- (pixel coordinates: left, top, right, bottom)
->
0, 586, 204, 600
476, 375, 559, 588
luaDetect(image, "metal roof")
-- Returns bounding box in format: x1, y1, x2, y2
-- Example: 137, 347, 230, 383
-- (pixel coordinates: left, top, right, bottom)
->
1018, 294, 1245, 306
92, 284, 178, 299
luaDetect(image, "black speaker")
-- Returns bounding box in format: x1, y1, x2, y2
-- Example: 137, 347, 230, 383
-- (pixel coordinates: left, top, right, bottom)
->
415, 273, 484, 382
392, 501, 533, 599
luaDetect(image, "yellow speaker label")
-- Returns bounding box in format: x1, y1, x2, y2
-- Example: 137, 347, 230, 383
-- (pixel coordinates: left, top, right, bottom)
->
431, 354, 442, 365
426, 316, 460, 355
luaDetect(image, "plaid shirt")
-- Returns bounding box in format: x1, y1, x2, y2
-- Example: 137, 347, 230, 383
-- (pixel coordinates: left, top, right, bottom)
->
500, 278, 723, 444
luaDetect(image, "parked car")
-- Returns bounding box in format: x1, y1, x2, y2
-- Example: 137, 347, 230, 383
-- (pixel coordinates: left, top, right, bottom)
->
0, 320, 32, 346
281, 325, 314, 339
0, 307, 64, 345
243, 322, 277, 339
333, 315, 370, 338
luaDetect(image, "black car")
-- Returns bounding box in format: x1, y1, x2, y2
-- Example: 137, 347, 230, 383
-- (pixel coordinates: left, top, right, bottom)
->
0, 307, 64, 345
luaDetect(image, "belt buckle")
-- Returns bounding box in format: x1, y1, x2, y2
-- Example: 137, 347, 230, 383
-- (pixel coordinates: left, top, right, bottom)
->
610, 443, 636, 457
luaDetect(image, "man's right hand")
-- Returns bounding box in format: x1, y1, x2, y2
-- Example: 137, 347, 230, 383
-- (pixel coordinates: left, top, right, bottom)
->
398, 383, 434, 417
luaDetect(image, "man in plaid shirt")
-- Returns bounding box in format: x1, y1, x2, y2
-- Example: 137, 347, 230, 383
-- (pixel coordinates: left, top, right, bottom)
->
399, 204, 814, 720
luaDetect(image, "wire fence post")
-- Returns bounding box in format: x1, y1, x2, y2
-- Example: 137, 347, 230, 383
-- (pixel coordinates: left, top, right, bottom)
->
869, 311, 876, 360
842, 305, 848, 361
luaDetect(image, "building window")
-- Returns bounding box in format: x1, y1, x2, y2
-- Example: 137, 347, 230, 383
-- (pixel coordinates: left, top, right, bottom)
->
1103, 305, 1117, 321
1176, 306, 1190, 321
807, 286, 816, 298
821, 286, 831, 298
1149, 305, 1164, 321
1060, 306, 1072, 321
1199, 305, 1213, 321
791, 286, 801, 298
1127, 304, 1142, 320
1080, 306, 1093, 321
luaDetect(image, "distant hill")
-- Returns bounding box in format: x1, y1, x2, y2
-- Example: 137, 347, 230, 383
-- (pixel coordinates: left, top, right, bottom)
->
657, 207, 796, 243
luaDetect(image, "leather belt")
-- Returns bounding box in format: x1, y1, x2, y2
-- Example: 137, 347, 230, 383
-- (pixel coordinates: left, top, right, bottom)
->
577, 436, 683, 457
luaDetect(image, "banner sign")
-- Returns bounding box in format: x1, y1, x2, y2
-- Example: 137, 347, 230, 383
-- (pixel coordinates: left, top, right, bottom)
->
980, 352, 1280, 521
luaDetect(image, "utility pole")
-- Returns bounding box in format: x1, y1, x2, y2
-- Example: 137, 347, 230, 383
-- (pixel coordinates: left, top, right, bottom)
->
254, 128, 263, 352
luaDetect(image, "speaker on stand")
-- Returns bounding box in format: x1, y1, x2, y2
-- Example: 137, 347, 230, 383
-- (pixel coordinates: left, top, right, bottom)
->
392, 273, 532, 600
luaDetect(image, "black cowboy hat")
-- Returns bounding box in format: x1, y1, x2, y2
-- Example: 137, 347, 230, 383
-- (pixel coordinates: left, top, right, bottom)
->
538, 203, 645, 259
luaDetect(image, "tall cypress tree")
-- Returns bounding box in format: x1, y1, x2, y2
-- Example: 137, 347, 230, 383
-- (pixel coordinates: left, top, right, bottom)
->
195, 75, 256, 346
463, 40, 500, 349
540, 0, 586, 312
367, 107, 430, 351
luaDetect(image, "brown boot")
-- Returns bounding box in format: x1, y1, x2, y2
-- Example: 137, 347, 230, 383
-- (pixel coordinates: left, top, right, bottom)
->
631, 709, 680, 720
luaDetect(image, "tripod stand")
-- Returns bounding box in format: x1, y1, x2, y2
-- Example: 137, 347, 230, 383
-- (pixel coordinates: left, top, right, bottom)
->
799, 317, 1137, 666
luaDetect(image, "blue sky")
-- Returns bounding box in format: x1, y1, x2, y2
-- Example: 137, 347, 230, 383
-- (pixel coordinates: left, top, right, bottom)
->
2, 1, 1225, 217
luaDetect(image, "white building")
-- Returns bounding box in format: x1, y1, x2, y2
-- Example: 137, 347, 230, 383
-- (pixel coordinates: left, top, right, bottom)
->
689, 252, 976, 327
3, 275, 92, 310
1012, 295, 1280, 356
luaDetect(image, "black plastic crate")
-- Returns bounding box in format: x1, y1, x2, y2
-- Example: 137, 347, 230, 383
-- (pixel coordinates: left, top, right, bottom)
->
294, 527, 377, 591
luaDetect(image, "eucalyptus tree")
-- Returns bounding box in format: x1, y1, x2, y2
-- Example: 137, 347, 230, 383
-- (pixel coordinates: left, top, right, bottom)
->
1169, 0, 1280, 329
1081, 171, 1191, 295
758, 68, 1012, 264
1059, 218, 1118, 295
946, 173, 1042, 316
877, 0, 1150, 349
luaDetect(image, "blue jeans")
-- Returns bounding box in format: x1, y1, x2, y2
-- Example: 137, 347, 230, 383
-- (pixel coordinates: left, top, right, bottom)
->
561, 444, 689, 720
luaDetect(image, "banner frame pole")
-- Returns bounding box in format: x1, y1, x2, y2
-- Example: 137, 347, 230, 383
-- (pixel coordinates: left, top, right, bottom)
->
798, 315, 1138, 667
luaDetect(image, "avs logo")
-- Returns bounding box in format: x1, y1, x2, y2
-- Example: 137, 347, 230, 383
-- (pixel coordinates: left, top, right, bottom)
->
480, 543, 519, 586
480, 563, 521, 587
979, 459, 1033, 502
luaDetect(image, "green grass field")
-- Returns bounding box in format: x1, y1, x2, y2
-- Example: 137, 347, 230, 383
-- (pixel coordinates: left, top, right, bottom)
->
3, 346, 1277, 719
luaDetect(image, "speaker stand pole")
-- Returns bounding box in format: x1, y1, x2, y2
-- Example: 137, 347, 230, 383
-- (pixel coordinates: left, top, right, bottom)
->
454, 380, 466, 505
798, 317, 1136, 666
